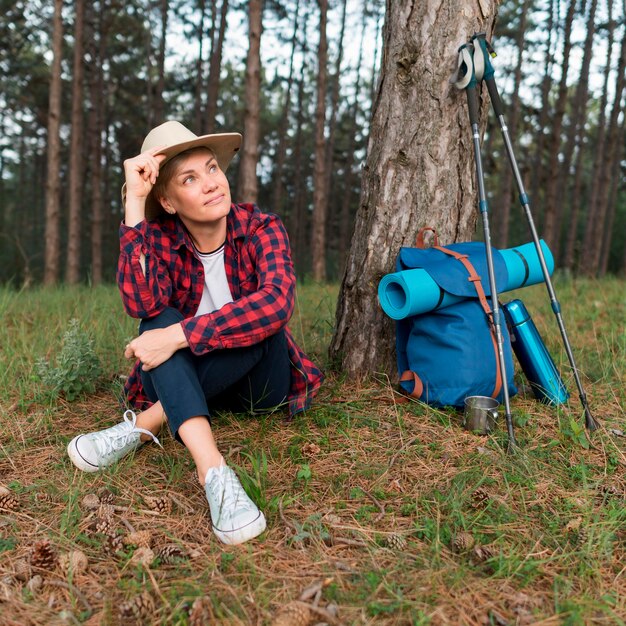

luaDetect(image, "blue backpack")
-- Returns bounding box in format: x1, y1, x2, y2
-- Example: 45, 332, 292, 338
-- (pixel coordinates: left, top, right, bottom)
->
390, 229, 517, 408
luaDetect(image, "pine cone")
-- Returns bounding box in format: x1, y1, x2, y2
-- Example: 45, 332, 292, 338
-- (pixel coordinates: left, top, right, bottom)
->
452, 531, 475, 553
576, 527, 589, 547
35, 492, 56, 504
471, 488, 491, 508
97, 488, 116, 504
156, 543, 186, 564
472, 543, 498, 563
0, 492, 19, 512
124, 530, 153, 548
384, 533, 408, 551
13, 558, 32, 582
103, 532, 124, 556
90, 516, 113, 535
30, 540, 58, 572
188, 596, 214, 626
118, 592, 155, 622
97, 503, 116, 519
81, 493, 101, 510
301, 442, 321, 457
59, 550, 89, 575
129, 547, 155, 568
271, 601, 312, 626
144, 495, 172, 514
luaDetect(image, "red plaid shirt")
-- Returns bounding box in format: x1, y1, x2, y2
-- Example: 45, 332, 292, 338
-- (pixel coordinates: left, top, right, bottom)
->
117, 202, 323, 417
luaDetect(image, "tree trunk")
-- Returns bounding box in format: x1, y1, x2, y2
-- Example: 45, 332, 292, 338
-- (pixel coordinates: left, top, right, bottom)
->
272, 0, 300, 217
236, 0, 262, 202
323, 0, 347, 203
530, 0, 556, 207
553, 0, 597, 264
154, 0, 168, 125
66, 0, 86, 284
587, 30, 626, 275
88, 0, 106, 285
542, 0, 576, 252
310, 0, 329, 282
565, 0, 614, 271
330, 0, 498, 377
337, 0, 369, 274
44, 0, 64, 286
287, 6, 310, 274
599, 120, 624, 275
494, 0, 530, 249
206, 0, 229, 132
193, 0, 207, 132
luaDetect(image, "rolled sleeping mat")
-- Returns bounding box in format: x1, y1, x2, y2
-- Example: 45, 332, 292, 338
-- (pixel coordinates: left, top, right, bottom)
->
378, 239, 554, 320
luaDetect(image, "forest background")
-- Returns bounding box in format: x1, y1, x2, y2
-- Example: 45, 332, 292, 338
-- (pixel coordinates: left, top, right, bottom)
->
0, 0, 625, 290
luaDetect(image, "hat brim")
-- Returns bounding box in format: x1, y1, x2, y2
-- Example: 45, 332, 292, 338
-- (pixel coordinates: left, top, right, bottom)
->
122, 132, 242, 222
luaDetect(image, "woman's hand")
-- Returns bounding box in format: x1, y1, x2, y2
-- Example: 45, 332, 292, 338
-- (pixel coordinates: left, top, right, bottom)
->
125, 323, 188, 371
123, 146, 167, 203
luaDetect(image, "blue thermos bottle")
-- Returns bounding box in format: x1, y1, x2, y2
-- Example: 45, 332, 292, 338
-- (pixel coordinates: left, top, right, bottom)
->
503, 299, 570, 405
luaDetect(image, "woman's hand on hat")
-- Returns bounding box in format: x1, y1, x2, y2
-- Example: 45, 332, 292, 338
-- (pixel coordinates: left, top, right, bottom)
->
123, 146, 167, 202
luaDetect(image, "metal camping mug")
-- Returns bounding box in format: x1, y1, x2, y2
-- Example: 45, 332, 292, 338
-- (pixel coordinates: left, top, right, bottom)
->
464, 396, 499, 434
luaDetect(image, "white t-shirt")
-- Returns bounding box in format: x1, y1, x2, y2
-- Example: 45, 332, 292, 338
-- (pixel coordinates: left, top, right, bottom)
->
195, 244, 234, 315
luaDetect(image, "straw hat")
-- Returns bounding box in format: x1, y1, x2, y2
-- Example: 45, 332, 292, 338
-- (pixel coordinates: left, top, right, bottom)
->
123, 121, 242, 220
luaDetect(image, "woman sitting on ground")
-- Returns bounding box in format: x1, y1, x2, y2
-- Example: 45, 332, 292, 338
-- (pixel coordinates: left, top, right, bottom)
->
67, 121, 323, 545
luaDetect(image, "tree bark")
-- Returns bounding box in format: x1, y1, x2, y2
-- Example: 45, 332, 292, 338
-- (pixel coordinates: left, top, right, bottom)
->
206, 0, 228, 133
44, 0, 64, 286
330, 0, 498, 377
310, 0, 329, 282
542, 0, 576, 251
66, 0, 86, 284
236, 0, 262, 203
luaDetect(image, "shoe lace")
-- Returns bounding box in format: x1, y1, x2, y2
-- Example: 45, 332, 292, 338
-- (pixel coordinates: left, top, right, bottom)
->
94, 410, 163, 457
207, 467, 254, 517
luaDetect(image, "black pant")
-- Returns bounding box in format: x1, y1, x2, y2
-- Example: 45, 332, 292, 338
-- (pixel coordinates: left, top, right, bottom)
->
139, 307, 291, 443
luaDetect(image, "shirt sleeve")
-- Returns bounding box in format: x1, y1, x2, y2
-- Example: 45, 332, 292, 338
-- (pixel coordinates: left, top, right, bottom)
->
117, 221, 173, 318
180, 214, 295, 354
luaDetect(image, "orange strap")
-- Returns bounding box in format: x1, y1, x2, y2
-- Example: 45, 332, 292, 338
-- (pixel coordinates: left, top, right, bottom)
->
400, 370, 424, 399
433, 246, 502, 400
415, 227, 439, 249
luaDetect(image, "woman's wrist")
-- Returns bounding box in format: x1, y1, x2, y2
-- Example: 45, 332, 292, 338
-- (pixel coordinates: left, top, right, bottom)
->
124, 194, 147, 227
169, 323, 189, 350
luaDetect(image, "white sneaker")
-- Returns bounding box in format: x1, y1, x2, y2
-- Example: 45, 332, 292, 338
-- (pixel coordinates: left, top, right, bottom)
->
204, 464, 266, 545
67, 410, 162, 472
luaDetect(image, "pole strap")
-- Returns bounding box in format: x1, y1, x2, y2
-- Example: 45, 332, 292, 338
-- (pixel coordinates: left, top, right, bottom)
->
450, 45, 475, 90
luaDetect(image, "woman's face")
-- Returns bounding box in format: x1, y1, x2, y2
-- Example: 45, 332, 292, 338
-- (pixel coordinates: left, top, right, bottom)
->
159, 148, 232, 227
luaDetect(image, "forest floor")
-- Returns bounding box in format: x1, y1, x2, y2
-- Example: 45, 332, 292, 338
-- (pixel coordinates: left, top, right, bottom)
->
0, 276, 625, 625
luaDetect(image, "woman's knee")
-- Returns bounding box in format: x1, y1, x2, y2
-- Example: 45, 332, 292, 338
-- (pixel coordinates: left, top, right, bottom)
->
139, 307, 184, 333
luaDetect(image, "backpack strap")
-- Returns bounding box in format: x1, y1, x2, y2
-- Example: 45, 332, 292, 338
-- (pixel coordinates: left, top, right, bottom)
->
415, 227, 439, 249
433, 246, 502, 400
400, 369, 424, 399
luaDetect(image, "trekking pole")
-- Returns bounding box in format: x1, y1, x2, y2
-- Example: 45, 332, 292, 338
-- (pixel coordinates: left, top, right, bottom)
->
471, 33, 599, 432
452, 43, 517, 449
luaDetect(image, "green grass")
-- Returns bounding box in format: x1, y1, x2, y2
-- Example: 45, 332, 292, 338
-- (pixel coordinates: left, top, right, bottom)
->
0, 276, 624, 624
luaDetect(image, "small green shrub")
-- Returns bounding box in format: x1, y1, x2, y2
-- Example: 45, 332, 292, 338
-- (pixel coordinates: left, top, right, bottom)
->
36, 318, 102, 401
